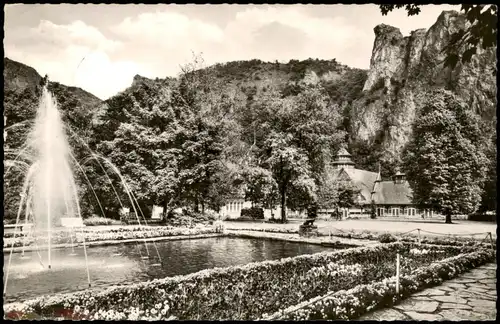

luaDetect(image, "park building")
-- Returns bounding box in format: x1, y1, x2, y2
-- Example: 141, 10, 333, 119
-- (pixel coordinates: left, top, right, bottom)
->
322, 148, 435, 219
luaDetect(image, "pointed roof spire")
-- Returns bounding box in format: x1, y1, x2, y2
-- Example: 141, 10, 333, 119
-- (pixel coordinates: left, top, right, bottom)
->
337, 147, 351, 156
332, 146, 354, 169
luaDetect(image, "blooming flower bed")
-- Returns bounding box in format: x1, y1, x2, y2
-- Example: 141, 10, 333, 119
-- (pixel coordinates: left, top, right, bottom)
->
264, 248, 495, 320
3, 242, 476, 320
227, 226, 494, 248
3, 226, 219, 249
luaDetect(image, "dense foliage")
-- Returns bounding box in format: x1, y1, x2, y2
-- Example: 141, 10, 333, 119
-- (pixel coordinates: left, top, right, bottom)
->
402, 89, 488, 223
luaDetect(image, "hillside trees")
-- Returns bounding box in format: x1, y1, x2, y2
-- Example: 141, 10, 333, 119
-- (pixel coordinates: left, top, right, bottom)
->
402, 89, 488, 223
89, 79, 175, 219
238, 80, 345, 222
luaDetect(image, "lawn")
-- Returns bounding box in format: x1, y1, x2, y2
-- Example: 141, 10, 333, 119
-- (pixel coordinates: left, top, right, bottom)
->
223, 218, 497, 238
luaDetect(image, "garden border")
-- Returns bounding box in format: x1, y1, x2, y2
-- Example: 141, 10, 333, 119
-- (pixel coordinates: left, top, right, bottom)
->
263, 248, 495, 320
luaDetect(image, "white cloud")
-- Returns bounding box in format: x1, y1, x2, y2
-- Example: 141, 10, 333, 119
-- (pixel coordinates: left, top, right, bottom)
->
4, 4, 462, 99
33, 19, 118, 52
4, 19, 146, 99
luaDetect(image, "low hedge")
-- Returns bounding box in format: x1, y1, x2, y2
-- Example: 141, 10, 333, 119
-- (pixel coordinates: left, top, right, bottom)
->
3, 242, 473, 320
241, 207, 264, 220
83, 216, 122, 226
265, 248, 495, 320
3, 226, 219, 249
226, 227, 495, 248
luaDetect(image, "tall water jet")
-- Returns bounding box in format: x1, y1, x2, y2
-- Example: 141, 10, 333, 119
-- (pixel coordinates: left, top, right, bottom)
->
3, 79, 91, 297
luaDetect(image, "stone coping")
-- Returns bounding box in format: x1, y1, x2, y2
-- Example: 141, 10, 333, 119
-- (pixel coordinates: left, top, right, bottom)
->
226, 229, 377, 247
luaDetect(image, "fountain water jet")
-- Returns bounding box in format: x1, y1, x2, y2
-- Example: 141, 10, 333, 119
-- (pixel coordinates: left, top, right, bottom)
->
3, 82, 92, 296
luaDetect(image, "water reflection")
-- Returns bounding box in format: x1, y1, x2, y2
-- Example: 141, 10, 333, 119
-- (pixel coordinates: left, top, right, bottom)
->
4, 237, 335, 303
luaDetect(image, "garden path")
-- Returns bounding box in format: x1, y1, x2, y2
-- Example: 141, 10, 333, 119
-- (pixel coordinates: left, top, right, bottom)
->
358, 262, 497, 321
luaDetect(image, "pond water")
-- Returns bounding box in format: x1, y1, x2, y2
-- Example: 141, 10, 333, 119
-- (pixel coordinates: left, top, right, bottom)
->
3, 237, 337, 303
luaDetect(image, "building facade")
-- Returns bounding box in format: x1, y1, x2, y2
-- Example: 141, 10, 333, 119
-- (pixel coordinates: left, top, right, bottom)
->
326, 148, 434, 219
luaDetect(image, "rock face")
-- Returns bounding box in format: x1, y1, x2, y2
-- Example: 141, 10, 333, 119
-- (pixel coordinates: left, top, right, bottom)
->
351, 10, 496, 166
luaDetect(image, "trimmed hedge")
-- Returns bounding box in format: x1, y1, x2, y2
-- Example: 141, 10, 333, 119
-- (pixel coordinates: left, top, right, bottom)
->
3, 242, 473, 320
265, 248, 495, 320
4, 226, 219, 249
83, 216, 122, 226
226, 227, 495, 248
241, 207, 264, 220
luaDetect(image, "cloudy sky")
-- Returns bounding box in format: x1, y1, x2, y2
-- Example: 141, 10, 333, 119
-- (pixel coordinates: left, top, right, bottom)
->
5, 4, 459, 100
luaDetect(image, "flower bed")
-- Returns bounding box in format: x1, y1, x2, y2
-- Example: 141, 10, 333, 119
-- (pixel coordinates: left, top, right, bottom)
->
227, 226, 494, 248
3, 226, 220, 249
264, 248, 495, 320
3, 242, 475, 320
227, 227, 298, 234
324, 228, 495, 247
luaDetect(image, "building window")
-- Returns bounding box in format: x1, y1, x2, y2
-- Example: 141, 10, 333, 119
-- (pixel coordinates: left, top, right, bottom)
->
392, 207, 400, 216
377, 208, 384, 216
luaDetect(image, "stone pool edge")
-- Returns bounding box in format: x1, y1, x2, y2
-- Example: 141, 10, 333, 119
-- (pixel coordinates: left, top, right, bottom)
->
3, 233, 226, 254
225, 229, 377, 248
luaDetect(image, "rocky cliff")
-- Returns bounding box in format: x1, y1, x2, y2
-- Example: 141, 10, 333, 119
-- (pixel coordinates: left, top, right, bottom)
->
351, 10, 496, 167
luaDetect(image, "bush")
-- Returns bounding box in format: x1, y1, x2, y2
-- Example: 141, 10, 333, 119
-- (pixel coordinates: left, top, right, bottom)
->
468, 212, 496, 222
83, 216, 122, 226
265, 218, 289, 224
266, 248, 495, 320
213, 220, 225, 233
241, 207, 264, 220
4, 242, 475, 320
379, 233, 397, 243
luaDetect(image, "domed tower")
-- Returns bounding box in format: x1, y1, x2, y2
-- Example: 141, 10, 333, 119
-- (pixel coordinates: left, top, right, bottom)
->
332, 147, 355, 170
392, 168, 406, 184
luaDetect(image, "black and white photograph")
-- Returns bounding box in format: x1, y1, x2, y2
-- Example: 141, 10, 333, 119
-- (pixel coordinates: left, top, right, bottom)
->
2, 3, 497, 320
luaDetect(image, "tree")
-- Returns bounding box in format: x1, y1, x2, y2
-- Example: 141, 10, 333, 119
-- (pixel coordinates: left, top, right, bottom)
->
336, 181, 361, 210
402, 89, 488, 223
240, 165, 275, 207
172, 53, 237, 214
263, 132, 315, 223
380, 4, 497, 74
478, 131, 497, 212
90, 76, 177, 219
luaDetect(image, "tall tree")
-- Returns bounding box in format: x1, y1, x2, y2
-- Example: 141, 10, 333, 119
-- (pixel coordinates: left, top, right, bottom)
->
262, 132, 315, 222
403, 89, 488, 223
172, 53, 238, 213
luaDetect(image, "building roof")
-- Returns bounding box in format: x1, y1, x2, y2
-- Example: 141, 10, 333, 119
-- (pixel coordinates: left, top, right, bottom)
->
337, 147, 351, 156
371, 180, 413, 205
336, 168, 379, 204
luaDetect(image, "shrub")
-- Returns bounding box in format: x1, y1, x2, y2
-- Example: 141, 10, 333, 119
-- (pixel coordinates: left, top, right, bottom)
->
241, 207, 264, 220
4, 242, 474, 321
379, 233, 397, 243
83, 216, 122, 226
468, 212, 496, 222
213, 220, 225, 233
